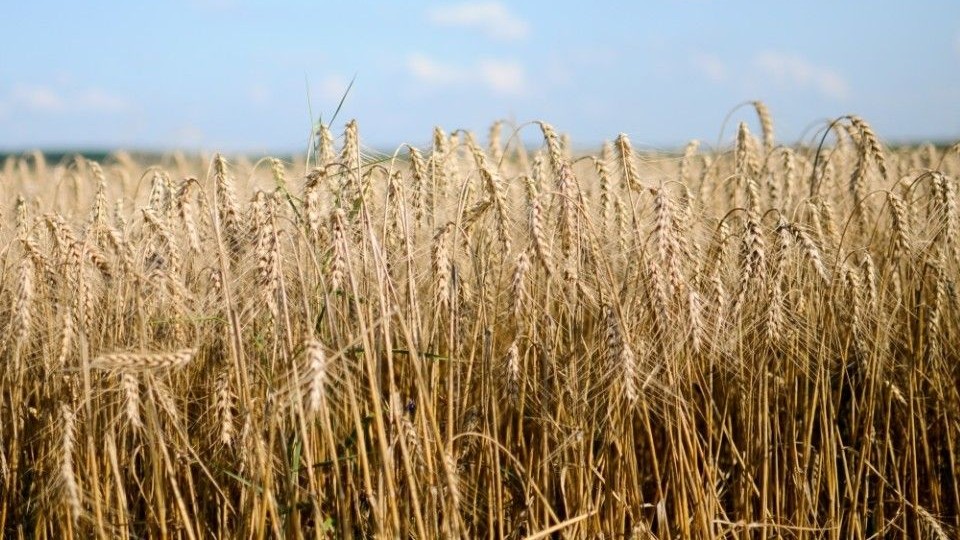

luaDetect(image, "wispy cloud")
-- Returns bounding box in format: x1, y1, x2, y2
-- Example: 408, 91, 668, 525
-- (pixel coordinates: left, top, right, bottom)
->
10, 84, 65, 112
690, 52, 727, 83
248, 84, 271, 105
407, 54, 464, 86
427, 1, 529, 41
753, 51, 850, 100
4, 83, 131, 114
173, 124, 205, 147
407, 53, 527, 95
76, 88, 131, 113
477, 59, 526, 94
317, 74, 351, 103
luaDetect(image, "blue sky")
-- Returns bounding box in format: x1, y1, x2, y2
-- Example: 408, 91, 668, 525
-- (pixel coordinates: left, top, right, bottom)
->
1, 1, 958, 152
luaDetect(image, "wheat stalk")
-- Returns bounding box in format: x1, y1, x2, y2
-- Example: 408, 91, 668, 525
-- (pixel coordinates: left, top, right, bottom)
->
13, 258, 34, 345
90, 348, 197, 371
731, 213, 766, 316
328, 208, 348, 292
503, 340, 521, 406
593, 155, 613, 224
432, 222, 454, 314
175, 177, 201, 252
615, 133, 641, 191
467, 134, 511, 254
679, 139, 700, 186
849, 115, 888, 179
605, 308, 639, 404
409, 146, 427, 225
790, 223, 829, 282
121, 372, 142, 431
887, 191, 911, 258
214, 154, 243, 258
56, 305, 75, 368
303, 168, 325, 241
510, 250, 531, 321
304, 338, 328, 414
652, 186, 684, 298
252, 190, 281, 319
488, 120, 504, 166
60, 404, 82, 524
215, 369, 235, 446
767, 220, 792, 343
525, 176, 553, 275
736, 122, 761, 214
89, 161, 109, 228
753, 100, 775, 152
539, 122, 578, 258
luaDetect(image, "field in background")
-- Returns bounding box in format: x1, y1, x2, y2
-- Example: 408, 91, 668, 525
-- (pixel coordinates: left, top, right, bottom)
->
1, 106, 959, 538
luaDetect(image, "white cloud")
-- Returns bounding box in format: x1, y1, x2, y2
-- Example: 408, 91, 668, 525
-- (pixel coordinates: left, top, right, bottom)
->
478, 59, 527, 94
408, 53, 466, 85
317, 74, 351, 103
3, 83, 130, 114
691, 52, 727, 83
406, 53, 527, 95
173, 124, 205, 147
754, 51, 850, 100
427, 2, 529, 41
11, 84, 64, 112
77, 88, 130, 112
248, 84, 271, 105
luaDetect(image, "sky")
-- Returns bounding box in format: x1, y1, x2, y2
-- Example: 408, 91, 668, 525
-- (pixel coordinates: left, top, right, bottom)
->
1, 1, 959, 153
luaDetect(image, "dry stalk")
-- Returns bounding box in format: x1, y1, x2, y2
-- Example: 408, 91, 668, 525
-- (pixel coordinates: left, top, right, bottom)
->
90, 348, 197, 371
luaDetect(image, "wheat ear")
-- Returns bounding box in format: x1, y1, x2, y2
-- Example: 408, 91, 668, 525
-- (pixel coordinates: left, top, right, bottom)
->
60, 404, 82, 523
304, 338, 328, 413
753, 100, 775, 152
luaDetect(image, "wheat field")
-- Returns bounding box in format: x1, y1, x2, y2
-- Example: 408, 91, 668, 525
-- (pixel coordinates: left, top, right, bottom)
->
1, 106, 958, 538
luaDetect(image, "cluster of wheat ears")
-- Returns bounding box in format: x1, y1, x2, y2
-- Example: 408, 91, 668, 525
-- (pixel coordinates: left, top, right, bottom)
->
0, 103, 958, 539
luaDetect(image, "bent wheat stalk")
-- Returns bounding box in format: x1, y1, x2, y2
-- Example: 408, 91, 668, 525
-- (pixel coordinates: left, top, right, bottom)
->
90, 348, 197, 371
